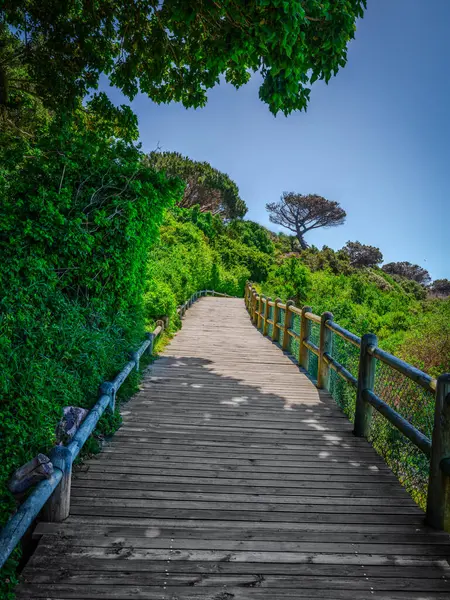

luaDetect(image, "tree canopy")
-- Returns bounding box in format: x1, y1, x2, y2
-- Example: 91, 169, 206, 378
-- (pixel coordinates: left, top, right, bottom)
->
1, 0, 366, 116
147, 151, 247, 219
342, 241, 383, 268
430, 279, 450, 298
266, 192, 346, 249
382, 262, 431, 286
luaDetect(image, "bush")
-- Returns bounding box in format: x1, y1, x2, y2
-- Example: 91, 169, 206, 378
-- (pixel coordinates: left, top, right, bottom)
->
0, 105, 181, 593
143, 209, 254, 327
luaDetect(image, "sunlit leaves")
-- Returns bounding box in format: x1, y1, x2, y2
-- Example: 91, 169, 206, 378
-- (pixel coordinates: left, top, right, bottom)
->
1, 0, 366, 115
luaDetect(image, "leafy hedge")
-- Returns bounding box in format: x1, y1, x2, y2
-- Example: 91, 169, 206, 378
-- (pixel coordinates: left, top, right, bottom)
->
0, 106, 182, 595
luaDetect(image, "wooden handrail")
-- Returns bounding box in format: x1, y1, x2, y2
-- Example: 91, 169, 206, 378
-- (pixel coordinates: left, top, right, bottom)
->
304, 311, 321, 324
245, 282, 449, 532
0, 288, 219, 570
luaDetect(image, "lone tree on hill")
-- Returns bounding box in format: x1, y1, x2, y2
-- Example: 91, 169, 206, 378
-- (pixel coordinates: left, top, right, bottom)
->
342, 241, 383, 268
266, 193, 346, 250
382, 262, 431, 286
146, 152, 247, 220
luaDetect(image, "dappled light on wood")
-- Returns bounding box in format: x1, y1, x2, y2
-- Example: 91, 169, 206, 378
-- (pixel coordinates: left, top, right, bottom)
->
16, 296, 450, 599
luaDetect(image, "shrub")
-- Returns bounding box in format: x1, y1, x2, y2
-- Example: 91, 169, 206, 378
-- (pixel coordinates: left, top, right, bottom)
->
0, 105, 180, 593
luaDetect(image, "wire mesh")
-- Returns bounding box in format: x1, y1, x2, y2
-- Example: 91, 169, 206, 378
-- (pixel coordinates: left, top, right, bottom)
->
325, 331, 360, 419
369, 361, 434, 509
305, 321, 320, 380
267, 304, 274, 338
278, 307, 286, 347
256, 299, 263, 332
287, 312, 301, 360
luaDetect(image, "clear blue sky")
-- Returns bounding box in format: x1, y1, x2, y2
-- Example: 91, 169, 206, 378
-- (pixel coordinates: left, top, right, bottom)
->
103, 0, 449, 280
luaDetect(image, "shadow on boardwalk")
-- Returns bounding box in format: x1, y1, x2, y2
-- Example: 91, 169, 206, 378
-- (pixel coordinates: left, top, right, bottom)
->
17, 297, 450, 599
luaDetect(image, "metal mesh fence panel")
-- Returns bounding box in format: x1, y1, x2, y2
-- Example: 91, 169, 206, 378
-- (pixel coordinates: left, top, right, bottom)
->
325, 332, 360, 419
278, 307, 286, 347
306, 321, 320, 381
256, 300, 263, 332
288, 312, 301, 361
369, 361, 434, 509
267, 304, 274, 338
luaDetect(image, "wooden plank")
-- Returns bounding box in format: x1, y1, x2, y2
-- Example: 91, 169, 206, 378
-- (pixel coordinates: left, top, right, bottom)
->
68, 506, 424, 524
15, 585, 450, 599
24, 559, 450, 578
26, 545, 450, 565
87, 456, 392, 472
35, 517, 437, 535
78, 464, 399, 478
71, 479, 409, 497
69, 489, 416, 507
19, 571, 450, 590
67, 497, 422, 514
34, 523, 449, 543
35, 537, 450, 555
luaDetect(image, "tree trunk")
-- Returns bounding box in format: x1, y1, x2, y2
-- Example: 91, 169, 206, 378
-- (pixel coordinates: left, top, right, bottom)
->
295, 229, 309, 250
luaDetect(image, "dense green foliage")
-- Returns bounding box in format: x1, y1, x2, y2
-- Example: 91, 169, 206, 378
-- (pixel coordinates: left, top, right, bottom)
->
342, 240, 383, 268
1, 1, 366, 116
147, 152, 247, 219
430, 279, 450, 298
382, 261, 431, 286
0, 103, 181, 594
145, 209, 277, 327
260, 242, 447, 362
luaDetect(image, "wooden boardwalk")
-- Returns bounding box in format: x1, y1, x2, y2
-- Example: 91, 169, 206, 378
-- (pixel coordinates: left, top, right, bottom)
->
18, 297, 450, 599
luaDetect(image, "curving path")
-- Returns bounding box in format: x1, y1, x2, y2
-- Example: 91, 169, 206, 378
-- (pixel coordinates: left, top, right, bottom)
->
17, 297, 450, 599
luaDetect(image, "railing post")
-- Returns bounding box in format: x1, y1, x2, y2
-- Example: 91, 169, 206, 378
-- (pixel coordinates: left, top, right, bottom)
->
131, 350, 140, 372
42, 445, 73, 522
100, 381, 116, 413
427, 374, 450, 531
263, 297, 271, 336
272, 298, 281, 342
299, 306, 312, 369
354, 333, 378, 438
282, 300, 294, 351
318, 311, 334, 389
146, 332, 155, 356
251, 292, 256, 323
257, 296, 264, 329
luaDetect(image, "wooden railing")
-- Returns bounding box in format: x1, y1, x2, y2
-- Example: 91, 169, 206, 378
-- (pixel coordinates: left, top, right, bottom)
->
245, 282, 450, 532
0, 289, 223, 570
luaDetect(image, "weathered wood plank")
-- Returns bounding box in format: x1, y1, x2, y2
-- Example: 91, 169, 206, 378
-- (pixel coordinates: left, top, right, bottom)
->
34, 523, 449, 543
23, 559, 450, 578
15, 587, 450, 600
19, 572, 450, 591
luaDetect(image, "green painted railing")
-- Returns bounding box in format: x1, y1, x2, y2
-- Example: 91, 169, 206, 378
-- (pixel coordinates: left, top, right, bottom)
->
245, 282, 450, 532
